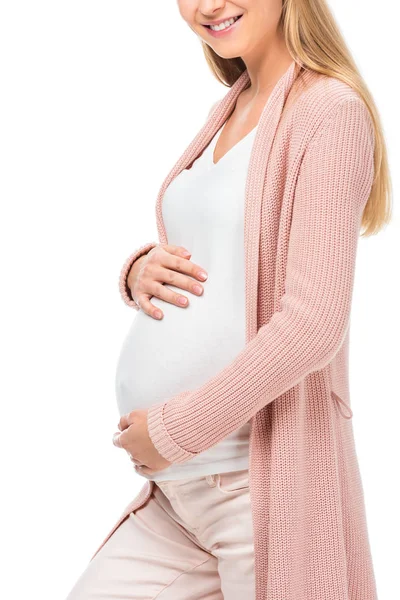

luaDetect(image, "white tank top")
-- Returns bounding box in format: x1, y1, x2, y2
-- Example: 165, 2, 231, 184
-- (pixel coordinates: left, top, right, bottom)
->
115, 122, 258, 481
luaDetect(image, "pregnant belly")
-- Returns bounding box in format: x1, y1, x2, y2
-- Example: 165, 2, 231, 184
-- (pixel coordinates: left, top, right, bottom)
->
115, 284, 246, 417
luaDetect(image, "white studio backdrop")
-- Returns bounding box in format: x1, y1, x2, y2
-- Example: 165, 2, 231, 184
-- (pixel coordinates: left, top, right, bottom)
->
0, 1, 398, 598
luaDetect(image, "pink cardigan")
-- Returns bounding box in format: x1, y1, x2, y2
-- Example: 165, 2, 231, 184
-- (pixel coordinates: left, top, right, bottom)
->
92, 59, 378, 599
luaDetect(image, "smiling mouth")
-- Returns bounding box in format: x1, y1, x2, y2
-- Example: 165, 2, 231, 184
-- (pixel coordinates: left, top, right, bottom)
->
203, 14, 243, 32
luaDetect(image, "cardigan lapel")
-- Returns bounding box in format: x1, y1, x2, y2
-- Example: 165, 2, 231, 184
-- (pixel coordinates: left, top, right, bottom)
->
154, 59, 302, 345
242, 59, 301, 342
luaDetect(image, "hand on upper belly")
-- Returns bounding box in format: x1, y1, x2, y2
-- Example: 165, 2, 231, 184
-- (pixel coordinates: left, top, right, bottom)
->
128, 244, 208, 319
112, 408, 172, 475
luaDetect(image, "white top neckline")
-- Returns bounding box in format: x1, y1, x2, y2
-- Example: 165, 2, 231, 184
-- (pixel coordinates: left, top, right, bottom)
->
207, 122, 258, 167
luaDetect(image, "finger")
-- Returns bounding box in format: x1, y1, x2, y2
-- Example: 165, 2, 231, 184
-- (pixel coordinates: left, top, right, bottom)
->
134, 464, 154, 476
117, 428, 132, 450
162, 245, 192, 259
113, 425, 133, 449
118, 416, 127, 432
151, 264, 205, 296
134, 293, 165, 320
133, 246, 208, 318
112, 431, 122, 447
136, 268, 205, 313
119, 410, 138, 432
160, 252, 208, 283
139, 281, 191, 310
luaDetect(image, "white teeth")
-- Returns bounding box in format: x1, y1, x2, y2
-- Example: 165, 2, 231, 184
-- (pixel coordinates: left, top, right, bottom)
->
209, 16, 240, 31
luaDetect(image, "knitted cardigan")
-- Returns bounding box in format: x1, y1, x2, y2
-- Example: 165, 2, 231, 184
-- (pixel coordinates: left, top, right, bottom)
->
92, 59, 378, 600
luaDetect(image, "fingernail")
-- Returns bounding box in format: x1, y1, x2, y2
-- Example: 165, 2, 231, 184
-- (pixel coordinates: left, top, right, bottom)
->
182, 250, 191, 257
198, 271, 208, 280
193, 285, 203, 295
178, 296, 188, 305
154, 310, 163, 319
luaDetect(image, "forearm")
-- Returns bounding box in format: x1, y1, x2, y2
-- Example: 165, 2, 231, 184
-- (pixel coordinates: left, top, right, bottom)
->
147, 271, 356, 464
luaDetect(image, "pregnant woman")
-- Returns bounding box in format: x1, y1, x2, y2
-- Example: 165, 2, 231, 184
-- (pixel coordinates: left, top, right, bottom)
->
66, 0, 391, 599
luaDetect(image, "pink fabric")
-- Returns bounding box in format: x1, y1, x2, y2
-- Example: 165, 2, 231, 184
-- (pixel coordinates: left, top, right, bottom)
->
118, 241, 158, 309
69, 470, 255, 599
95, 59, 378, 599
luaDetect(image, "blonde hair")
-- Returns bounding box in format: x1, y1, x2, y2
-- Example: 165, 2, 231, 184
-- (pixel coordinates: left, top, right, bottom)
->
201, 0, 392, 237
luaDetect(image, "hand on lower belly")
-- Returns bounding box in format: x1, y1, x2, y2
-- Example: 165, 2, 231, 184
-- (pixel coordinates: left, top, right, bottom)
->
112, 408, 171, 476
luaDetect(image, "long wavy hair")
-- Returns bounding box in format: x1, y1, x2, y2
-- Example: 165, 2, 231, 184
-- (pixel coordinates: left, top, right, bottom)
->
201, 0, 392, 237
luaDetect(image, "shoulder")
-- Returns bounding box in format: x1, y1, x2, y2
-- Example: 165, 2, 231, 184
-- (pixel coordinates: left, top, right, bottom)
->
289, 69, 374, 145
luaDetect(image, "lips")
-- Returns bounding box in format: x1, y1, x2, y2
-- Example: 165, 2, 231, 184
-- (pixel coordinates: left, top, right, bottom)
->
203, 14, 243, 30
202, 14, 243, 37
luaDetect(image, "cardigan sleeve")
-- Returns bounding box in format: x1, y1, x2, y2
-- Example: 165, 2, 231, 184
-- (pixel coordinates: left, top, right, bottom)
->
146, 97, 375, 464
118, 241, 159, 309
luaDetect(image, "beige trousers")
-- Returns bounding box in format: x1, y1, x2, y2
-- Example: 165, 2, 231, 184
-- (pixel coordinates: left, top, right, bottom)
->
66, 469, 255, 599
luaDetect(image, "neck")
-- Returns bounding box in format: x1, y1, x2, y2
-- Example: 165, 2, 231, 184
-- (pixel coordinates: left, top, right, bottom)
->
241, 32, 294, 100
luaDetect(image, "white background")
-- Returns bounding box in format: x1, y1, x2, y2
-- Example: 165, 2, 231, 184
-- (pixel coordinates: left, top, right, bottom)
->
0, 1, 398, 598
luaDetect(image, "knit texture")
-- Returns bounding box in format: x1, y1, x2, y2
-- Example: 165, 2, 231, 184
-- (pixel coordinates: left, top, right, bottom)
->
118, 241, 158, 309
96, 59, 378, 600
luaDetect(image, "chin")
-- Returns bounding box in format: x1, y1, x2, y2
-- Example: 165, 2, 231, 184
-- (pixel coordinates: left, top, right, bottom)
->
209, 45, 246, 60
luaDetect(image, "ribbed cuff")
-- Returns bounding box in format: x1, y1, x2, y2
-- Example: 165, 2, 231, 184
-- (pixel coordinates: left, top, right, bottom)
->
118, 242, 158, 309
147, 399, 197, 464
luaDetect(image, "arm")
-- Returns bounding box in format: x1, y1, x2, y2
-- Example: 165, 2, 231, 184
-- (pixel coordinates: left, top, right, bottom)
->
146, 97, 375, 464
119, 241, 159, 309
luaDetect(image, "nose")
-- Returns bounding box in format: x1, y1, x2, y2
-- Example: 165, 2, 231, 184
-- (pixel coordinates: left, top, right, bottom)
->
198, 0, 226, 17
